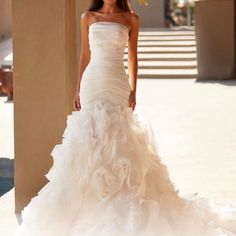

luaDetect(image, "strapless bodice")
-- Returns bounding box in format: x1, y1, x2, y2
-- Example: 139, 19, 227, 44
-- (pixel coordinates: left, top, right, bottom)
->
82, 21, 129, 80
89, 21, 129, 62
79, 22, 131, 108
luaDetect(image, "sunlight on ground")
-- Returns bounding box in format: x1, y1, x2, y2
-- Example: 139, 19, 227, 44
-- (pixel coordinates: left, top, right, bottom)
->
1, 79, 236, 235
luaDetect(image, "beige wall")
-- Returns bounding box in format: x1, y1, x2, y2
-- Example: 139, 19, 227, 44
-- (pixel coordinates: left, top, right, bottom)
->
195, 0, 235, 80
75, 1, 89, 77
0, 0, 12, 38
131, 0, 165, 27
13, 0, 79, 212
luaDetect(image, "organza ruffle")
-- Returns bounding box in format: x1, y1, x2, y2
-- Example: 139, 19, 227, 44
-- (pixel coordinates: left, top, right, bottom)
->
16, 101, 236, 236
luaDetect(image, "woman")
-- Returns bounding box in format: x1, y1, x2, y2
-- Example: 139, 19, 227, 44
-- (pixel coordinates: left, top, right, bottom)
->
73, 0, 138, 113
15, 0, 236, 235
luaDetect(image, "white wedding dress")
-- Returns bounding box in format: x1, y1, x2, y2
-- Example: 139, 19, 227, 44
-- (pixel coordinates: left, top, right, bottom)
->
15, 21, 236, 236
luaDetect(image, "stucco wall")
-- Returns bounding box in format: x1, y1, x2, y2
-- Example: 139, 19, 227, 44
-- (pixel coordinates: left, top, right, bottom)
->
0, 0, 12, 38
195, 0, 235, 79
131, 0, 165, 27
13, 0, 78, 212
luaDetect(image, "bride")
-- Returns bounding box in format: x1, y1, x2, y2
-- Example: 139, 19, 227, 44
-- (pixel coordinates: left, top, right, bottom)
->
15, 0, 236, 235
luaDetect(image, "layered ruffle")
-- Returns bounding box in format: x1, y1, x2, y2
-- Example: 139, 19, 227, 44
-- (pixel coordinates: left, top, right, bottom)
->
16, 99, 236, 236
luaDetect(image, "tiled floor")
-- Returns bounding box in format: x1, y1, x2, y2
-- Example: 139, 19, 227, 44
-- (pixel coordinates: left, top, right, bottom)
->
1, 78, 236, 235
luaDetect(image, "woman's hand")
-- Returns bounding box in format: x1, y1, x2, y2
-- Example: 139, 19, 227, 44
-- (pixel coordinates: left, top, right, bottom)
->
129, 90, 136, 111
73, 92, 81, 111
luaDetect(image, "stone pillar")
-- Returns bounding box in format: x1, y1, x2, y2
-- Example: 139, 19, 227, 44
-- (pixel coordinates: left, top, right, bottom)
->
0, 0, 12, 38
75, 1, 89, 80
131, 0, 165, 27
13, 0, 80, 212
195, 0, 235, 80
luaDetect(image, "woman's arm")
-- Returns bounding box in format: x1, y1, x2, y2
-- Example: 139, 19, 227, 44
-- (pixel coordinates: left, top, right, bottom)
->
73, 12, 91, 111
127, 12, 139, 111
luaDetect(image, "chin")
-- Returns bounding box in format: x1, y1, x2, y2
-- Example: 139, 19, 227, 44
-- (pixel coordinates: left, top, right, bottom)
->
103, 0, 117, 5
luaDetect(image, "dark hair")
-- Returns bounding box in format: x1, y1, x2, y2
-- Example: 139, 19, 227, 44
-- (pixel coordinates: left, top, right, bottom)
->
87, 0, 131, 12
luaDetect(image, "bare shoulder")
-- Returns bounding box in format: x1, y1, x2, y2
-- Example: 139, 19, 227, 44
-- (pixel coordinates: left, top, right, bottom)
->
80, 11, 96, 29
130, 11, 139, 19
129, 10, 139, 20
128, 11, 139, 30
80, 11, 92, 21
130, 11, 139, 23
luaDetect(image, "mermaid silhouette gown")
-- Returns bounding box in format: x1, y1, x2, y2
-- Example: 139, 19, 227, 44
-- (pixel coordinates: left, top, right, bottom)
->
15, 21, 236, 236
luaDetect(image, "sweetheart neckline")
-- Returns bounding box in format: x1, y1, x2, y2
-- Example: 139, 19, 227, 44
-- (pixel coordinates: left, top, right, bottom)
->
88, 21, 130, 32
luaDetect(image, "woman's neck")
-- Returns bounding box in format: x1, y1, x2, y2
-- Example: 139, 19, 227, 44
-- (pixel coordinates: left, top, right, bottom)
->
99, 3, 122, 14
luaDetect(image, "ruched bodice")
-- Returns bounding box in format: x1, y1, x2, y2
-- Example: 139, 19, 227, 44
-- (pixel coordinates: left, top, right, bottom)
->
89, 22, 129, 61
82, 22, 129, 80
89, 22, 128, 63
80, 22, 131, 108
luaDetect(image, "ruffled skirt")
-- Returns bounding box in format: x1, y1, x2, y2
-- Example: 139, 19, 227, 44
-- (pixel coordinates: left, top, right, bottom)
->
15, 77, 236, 236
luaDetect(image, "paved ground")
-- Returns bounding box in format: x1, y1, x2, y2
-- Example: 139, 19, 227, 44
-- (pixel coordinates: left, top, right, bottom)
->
0, 96, 17, 236
0, 96, 14, 159
1, 78, 236, 235
0, 96, 14, 198
0, 37, 12, 68
136, 79, 236, 206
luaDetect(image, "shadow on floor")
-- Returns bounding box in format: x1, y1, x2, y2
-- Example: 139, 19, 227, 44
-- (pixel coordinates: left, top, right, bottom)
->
194, 78, 236, 86
0, 157, 14, 197
15, 212, 22, 224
